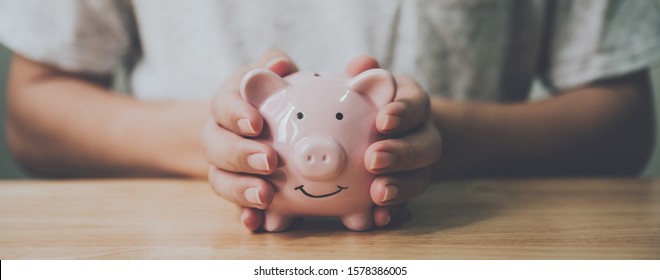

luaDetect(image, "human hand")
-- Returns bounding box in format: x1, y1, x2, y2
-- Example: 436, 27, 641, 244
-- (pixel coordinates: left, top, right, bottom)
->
349, 57, 442, 227
204, 52, 440, 232
202, 50, 298, 231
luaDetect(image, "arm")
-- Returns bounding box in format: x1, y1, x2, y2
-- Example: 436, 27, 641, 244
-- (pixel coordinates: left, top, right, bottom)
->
431, 70, 655, 178
6, 54, 209, 178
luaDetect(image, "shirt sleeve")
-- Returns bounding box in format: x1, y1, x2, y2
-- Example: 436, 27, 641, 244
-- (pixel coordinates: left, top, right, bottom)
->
0, 0, 133, 75
539, 0, 660, 91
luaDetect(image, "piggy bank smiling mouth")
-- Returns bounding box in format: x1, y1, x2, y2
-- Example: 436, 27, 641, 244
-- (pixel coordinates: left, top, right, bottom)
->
294, 185, 348, 198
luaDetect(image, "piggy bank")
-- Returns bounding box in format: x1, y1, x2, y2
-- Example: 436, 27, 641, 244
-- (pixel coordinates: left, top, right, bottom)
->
240, 68, 396, 231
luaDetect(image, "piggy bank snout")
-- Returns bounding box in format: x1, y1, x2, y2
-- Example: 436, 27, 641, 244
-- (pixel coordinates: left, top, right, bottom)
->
293, 137, 346, 181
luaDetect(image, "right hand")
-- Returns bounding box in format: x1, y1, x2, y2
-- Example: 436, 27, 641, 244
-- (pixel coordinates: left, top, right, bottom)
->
202, 50, 298, 231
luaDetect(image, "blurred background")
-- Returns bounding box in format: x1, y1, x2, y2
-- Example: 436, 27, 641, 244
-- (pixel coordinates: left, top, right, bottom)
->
1, 44, 659, 178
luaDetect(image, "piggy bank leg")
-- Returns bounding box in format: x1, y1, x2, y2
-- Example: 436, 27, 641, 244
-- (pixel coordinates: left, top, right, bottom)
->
340, 209, 373, 231
263, 210, 293, 232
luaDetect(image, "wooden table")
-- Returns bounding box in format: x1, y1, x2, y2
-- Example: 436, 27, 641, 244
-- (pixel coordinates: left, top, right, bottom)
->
0, 179, 658, 259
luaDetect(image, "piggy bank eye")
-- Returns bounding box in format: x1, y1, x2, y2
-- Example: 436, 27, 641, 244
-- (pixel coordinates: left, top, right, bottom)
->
297, 112, 304, 120
335, 112, 343, 120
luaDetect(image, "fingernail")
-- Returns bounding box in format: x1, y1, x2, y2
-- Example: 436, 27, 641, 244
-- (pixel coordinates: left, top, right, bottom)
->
383, 214, 391, 226
370, 151, 394, 170
240, 211, 249, 224
245, 187, 263, 205
237, 118, 256, 135
380, 114, 400, 131
247, 153, 270, 171
266, 57, 286, 69
382, 184, 399, 203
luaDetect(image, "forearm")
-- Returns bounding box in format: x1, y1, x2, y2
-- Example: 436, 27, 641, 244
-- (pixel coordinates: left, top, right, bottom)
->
431, 72, 654, 178
7, 56, 209, 178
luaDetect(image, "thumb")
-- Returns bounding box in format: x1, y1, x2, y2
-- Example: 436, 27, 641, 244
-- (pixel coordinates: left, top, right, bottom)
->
255, 49, 299, 77
346, 55, 380, 77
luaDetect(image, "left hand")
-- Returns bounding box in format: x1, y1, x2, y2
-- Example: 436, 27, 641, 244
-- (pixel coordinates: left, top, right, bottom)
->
347, 56, 442, 227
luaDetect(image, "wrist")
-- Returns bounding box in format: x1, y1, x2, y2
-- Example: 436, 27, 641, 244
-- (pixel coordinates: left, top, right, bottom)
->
428, 97, 502, 179
113, 101, 210, 178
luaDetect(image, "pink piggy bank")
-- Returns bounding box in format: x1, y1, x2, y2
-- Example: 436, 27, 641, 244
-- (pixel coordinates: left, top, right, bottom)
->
240, 68, 396, 232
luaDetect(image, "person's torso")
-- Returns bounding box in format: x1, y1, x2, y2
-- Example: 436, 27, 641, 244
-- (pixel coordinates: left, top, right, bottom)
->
128, 0, 547, 102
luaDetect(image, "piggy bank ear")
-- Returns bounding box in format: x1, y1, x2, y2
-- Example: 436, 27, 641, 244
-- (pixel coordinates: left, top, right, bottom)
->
348, 69, 396, 108
240, 69, 289, 107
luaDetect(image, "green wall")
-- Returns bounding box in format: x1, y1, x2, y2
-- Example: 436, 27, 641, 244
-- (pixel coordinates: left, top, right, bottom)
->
646, 64, 660, 176
0, 45, 28, 178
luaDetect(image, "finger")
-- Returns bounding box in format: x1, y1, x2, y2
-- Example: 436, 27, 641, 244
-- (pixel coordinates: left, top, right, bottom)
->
373, 205, 391, 227
208, 166, 275, 209
212, 50, 298, 137
201, 119, 277, 174
212, 92, 264, 137
376, 75, 431, 134
249, 49, 298, 78
346, 55, 380, 77
255, 49, 299, 77
373, 203, 411, 228
370, 168, 430, 206
241, 207, 264, 232
365, 121, 442, 173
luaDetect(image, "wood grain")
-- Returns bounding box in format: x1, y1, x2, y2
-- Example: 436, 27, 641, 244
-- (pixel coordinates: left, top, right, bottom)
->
0, 178, 659, 259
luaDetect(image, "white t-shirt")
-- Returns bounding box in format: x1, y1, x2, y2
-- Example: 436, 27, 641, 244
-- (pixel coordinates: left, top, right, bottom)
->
1, 0, 659, 102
